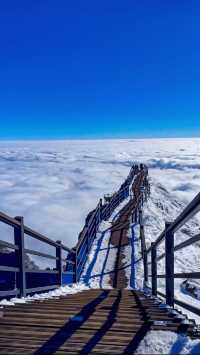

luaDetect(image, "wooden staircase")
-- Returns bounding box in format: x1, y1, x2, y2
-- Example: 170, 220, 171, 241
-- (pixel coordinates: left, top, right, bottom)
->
0, 289, 195, 354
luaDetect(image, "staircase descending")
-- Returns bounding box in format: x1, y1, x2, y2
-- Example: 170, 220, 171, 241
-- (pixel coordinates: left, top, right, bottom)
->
0, 164, 200, 354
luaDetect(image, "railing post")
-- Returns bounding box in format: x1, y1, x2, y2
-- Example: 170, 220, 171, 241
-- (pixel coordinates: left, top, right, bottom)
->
56, 241, 62, 287
99, 198, 103, 223
134, 208, 138, 223
151, 242, 157, 296
74, 248, 78, 283
14, 216, 26, 298
139, 209, 148, 285
144, 249, 148, 284
165, 222, 174, 307
139, 209, 143, 226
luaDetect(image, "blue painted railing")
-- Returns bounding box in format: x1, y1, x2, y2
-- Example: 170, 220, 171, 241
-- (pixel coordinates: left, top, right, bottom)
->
0, 164, 141, 299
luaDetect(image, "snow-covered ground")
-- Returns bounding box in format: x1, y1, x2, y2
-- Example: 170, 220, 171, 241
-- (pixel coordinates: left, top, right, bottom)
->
0, 283, 88, 306
135, 331, 200, 355
123, 223, 144, 290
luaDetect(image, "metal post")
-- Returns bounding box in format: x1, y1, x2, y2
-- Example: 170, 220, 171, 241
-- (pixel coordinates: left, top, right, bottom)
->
74, 248, 78, 283
151, 242, 157, 296
56, 241, 62, 287
14, 216, 26, 298
134, 208, 138, 223
99, 198, 103, 223
165, 222, 174, 307
144, 249, 148, 284
139, 209, 143, 226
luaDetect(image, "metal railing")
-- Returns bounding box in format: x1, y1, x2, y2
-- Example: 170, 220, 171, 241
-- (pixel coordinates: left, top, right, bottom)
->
0, 164, 141, 299
144, 192, 200, 316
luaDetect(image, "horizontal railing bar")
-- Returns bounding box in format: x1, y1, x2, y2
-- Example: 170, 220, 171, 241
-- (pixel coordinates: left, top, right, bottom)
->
152, 289, 200, 318
157, 233, 200, 262
174, 297, 200, 317
148, 192, 200, 250
77, 231, 88, 252
157, 253, 165, 262
76, 203, 100, 251
25, 226, 74, 254
77, 237, 88, 257
24, 248, 58, 260
157, 290, 166, 298
25, 269, 58, 274
62, 271, 74, 275
0, 212, 74, 255
0, 266, 19, 272
174, 272, 200, 279
77, 251, 88, 270
0, 289, 20, 297
0, 240, 19, 250
0, 211, 20, 228
174, 233, 200, 252
26, 285, 59, 294
24, 226, 61, 248
77, 246, 87, 267
170, 192, 200, 233
151, 272, 200, 279
76, 228, 88, 251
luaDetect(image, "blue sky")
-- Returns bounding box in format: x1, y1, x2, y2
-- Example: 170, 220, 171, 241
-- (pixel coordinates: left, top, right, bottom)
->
0, 0, 199, 139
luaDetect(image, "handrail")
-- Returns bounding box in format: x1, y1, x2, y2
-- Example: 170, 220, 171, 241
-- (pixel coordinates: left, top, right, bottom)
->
144, 191, 200, 317
0, 210, 74, 253
147, 192, 200, 252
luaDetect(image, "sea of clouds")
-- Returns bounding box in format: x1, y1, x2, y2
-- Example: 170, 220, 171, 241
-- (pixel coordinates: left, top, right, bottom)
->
0, 138, 199, 263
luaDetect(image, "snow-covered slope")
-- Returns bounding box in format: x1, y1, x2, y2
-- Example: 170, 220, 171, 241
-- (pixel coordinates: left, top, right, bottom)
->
143, 178, 200, 322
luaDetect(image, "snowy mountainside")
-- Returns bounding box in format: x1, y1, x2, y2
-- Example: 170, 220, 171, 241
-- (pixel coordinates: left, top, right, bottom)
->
143, 179, 200, 251
143, 177, 200, 322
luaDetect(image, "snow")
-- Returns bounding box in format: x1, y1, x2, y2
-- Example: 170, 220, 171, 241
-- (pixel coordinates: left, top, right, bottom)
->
81, 197, 130, 288
123, 223, 144, 290
0, 283, 89, 306
135, 331, 200, 355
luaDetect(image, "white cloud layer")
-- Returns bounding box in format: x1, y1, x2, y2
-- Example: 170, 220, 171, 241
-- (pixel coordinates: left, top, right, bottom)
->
0, 138, 199, 259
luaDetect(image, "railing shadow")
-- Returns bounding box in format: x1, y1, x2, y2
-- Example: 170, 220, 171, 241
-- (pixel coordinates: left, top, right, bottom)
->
123, 291, 151, 354
99, 234, 112, 289
33, 290, 110, 355
78, 289, 122, 354
112, 229, 123, 288
130, 223, 137, 289
81, 229, 106, 286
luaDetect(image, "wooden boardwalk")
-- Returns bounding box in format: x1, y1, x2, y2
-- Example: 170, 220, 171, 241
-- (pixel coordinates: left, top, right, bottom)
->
0, 289, 195, 354
110, 172, 144, 288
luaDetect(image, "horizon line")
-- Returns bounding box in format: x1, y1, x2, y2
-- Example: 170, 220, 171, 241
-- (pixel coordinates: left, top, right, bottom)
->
0, 135, 199, 142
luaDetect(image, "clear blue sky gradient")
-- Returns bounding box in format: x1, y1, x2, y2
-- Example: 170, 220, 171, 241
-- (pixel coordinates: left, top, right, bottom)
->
0, 0, 199, 139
